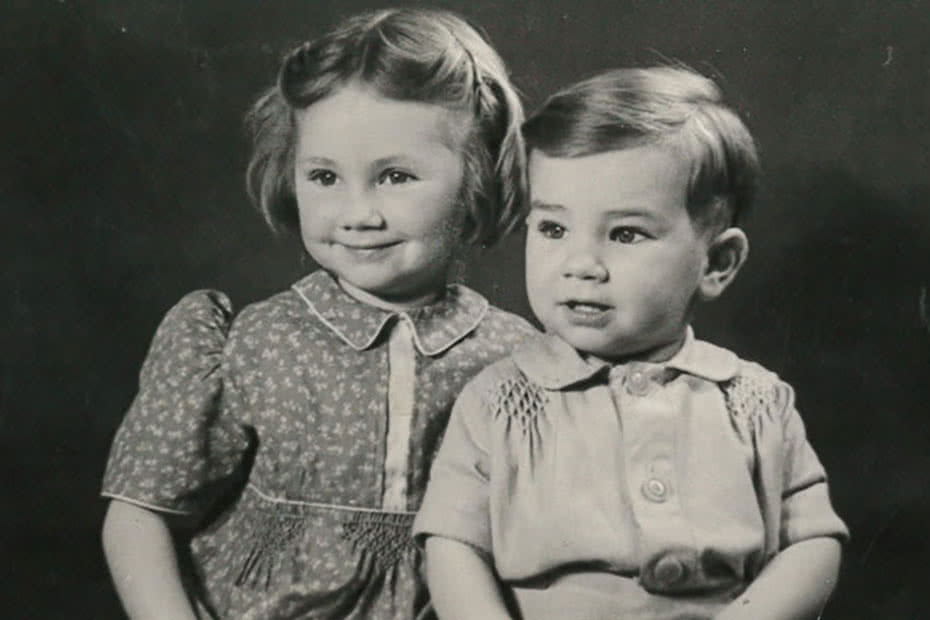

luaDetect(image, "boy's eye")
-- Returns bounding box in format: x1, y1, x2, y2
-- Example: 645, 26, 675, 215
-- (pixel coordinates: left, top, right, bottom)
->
609, 227, 647, 244
537, 220, 566, 239
378, 169, 417, 185
308, 169, 338, 186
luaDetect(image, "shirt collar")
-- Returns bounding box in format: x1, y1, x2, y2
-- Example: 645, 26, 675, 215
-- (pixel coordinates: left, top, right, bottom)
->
513, 326, 739, 390
292, 270, 489, 356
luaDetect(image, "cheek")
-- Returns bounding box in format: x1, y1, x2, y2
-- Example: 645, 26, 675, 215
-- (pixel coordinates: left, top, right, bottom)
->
413, 202, 466, 246
295, 195, 333, 238
524, 247, 554, 305
525, 239, 563, 285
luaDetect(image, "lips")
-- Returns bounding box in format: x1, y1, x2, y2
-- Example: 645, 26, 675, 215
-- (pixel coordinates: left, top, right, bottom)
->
339, 240, 401, 251
564, 300, 611, 313
558, 299, 613, 326
335, 240, 402, 259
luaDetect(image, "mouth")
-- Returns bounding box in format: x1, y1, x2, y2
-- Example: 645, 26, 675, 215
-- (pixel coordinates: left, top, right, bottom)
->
558, 300, 613, 326
337, 241, 402, 256
562, 300, 612, 314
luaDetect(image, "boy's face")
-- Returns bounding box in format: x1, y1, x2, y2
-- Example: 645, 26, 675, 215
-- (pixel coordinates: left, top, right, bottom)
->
526, 144, 711, 362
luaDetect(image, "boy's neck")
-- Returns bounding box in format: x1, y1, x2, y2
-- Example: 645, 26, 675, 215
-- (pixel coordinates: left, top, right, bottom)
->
583, 329, 690, 367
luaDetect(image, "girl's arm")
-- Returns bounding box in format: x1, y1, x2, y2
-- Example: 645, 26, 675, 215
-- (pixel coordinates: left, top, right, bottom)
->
101, 499, 199, 620
425, 536, 513, 620
714, 536, 841, 620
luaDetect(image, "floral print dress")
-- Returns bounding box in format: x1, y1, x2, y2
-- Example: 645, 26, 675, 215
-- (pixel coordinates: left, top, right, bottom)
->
102, 270, 535, 619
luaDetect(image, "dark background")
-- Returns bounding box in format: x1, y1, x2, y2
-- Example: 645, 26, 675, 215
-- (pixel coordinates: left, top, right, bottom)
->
3, 1, 929, 618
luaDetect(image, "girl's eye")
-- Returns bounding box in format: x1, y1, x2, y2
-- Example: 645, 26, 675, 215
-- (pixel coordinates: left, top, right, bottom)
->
609, 227, 647, 244
537, 220, 566, 239
378, 169, 417, 185
308, 169, 338, 187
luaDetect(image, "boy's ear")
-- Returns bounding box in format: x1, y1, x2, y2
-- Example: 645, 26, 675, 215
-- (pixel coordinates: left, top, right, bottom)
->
699, 227, 749, 301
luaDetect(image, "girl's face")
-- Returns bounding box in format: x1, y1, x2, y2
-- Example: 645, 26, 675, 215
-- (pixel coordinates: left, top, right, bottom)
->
293, 82, 468, 310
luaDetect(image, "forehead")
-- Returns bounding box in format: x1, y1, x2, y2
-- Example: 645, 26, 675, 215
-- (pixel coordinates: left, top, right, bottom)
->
528, 144, 690, 215
295, 82, 466, 156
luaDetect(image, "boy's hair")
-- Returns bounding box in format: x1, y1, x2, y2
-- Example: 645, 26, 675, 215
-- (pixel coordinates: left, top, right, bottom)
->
523, 66, 759, 229
246, 8, 526, 247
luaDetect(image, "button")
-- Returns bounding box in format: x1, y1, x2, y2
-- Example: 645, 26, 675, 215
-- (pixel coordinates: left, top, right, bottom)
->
641, 478, 668, 502
653, 555, 686, 586
626, 370, 651, 396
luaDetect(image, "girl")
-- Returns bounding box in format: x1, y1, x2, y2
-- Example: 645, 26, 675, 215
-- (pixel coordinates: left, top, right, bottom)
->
100, 8, 534, 619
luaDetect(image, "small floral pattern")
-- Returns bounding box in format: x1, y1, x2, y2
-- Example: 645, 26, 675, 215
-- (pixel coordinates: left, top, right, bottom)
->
102, 270, 536, 619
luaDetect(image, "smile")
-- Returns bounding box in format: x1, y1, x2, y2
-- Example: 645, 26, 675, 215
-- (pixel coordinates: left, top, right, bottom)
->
337, 241, 401, 257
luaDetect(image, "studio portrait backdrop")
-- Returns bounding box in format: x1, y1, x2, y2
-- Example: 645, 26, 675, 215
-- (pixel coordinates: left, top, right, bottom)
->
3, 1, 929, 617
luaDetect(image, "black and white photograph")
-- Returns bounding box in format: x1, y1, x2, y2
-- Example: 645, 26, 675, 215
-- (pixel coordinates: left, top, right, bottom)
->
3, 1, 929, 618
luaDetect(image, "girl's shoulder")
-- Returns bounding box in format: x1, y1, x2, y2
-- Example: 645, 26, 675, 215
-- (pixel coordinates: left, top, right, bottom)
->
226, 286, 307, 332
479, 303, 538, 337
146, 290, 235, 362
453, 283, 538, 344
148, 286, 309, 363
445, 289, 539, 364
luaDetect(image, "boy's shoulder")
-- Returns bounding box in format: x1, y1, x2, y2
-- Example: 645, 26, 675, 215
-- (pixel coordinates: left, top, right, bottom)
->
695, 338, 797, 420
696, 338, 788, 387
456, 332, 554, 407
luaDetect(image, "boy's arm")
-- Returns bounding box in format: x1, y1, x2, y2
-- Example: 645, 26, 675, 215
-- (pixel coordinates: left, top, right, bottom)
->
101, 499, 199, 620
714, 536, 841, 620
425, 536, 513, 620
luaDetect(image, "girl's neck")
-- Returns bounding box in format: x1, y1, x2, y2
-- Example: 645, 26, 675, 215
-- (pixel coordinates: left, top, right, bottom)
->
336, 278, 446, 313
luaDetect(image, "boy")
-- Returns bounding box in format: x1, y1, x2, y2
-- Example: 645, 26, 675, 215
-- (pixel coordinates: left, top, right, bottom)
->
413, 66, 848, 619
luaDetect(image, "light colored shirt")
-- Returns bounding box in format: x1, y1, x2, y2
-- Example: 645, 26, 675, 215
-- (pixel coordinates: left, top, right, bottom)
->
414, 328, 848, 618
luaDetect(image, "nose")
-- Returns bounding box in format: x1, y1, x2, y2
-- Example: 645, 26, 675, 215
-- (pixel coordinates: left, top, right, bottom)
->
340, 189, 385, 230
562, 250, 608, 282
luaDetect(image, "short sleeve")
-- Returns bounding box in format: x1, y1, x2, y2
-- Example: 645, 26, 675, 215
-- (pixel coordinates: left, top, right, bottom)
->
412, 379, 493, 553
776, 382, 849, 548
101, 290, 252, 517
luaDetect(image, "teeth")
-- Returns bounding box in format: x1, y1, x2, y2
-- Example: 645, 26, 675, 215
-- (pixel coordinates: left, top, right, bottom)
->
569, 303, 606, 313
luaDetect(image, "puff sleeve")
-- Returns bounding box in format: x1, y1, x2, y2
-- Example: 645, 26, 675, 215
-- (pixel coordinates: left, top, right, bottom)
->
101, 290, 253, 518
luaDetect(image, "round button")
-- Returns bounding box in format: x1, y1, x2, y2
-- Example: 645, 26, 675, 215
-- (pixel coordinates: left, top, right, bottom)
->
626, 369, 652, 396
641, 477, 668, 502
653, 556, 686, 586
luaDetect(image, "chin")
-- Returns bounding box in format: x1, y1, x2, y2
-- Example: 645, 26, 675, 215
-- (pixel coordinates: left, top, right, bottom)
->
551, 328, 641, 361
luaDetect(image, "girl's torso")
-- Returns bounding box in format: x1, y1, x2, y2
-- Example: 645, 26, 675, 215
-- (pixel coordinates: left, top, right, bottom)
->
103, 271, 535, 619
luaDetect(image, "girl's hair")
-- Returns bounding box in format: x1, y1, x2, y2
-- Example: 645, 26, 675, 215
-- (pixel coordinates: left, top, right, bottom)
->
523, 66, 760, 230
246, 8, 526, 247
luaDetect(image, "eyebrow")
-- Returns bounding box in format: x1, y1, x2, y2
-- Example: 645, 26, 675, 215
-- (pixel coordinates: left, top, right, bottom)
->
372, 155, 418, 169
296, 155, 337, 167
296, 154, 423, 169
529, 200, 565, 212
602, 208, 657, 219
530, 200, 657, 219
